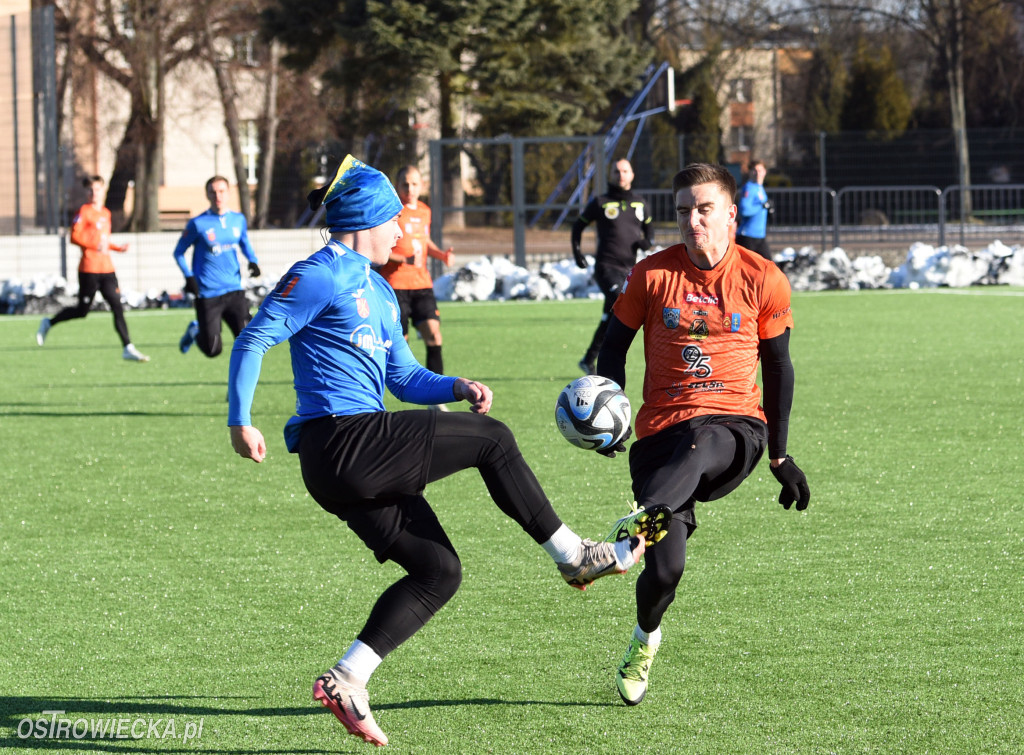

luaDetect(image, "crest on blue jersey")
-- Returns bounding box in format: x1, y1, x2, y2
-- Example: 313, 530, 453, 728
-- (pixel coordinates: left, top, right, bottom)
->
663, 307, 680, 329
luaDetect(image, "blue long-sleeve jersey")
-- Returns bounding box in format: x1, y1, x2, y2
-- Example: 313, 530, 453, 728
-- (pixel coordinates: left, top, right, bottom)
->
227, 240, 458, 452
173, 210, 258, 298
737, 181, 769, 240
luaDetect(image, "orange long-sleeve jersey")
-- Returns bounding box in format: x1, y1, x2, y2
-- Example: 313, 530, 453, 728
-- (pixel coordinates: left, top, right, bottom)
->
613, 241, 794, 439
377, 202, 435, 290
70, 203, 126, 274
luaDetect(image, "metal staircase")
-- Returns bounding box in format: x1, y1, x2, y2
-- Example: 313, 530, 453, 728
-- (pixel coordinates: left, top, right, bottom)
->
531, 61, 673, 230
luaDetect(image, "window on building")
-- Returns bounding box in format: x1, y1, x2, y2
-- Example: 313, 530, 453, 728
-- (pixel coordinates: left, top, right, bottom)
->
118, 4, 135, 38
730, 126, 750, 151
730, 78, 753, 103
241, 120, 259, 184
232, 32, 258, 66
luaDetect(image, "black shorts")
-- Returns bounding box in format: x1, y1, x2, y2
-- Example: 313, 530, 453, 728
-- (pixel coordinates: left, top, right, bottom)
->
394, 288, 440, 335
297, 411, 440, 563
196, 289, 251, 338
735, 234, 771, 261
629, 415, 768, 533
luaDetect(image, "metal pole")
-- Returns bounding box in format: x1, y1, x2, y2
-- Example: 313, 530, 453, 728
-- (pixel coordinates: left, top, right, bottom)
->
957, 128, 966, 248
429, 138, 444, 251
819, 132, 831, 251
11, 15, 22, 235
512, 138, 526, 268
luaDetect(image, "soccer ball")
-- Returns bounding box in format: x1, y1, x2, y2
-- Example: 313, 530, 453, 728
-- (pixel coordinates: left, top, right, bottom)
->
555, 376, 631, 451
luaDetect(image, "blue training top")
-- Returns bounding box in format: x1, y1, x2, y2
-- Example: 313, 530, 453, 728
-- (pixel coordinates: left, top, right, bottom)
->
173, 210, 259, 298
736, 181, 769, 240
227, 240, 458, 452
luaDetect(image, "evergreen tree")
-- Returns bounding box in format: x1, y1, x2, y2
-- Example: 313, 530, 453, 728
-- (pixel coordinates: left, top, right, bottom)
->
805, 44, 847, 135
676, 57, 722, 164
841, 38, 912, 138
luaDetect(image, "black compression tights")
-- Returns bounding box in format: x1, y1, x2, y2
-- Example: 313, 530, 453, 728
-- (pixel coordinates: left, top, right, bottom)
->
634, 424, 739, 632
357, 516, 462, 657
357, 414, 562, 658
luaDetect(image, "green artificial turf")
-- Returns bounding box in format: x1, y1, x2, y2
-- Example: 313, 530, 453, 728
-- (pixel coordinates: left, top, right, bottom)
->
1, 289, 1021, 753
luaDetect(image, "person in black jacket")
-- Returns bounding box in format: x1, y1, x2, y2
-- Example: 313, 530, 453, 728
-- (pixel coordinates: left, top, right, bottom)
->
572, 159, 653, 374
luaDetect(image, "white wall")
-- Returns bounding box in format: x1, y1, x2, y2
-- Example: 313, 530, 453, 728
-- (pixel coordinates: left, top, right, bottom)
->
0, 228, 330, 293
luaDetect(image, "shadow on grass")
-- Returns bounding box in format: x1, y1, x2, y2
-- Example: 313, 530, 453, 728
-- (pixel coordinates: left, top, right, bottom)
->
1, 693, 610, 751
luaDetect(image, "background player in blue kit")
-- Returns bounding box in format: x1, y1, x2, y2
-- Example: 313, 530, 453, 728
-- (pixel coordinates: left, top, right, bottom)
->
173, 176, 261, 357
735, 160, 773, 260
226, 155, 662, 748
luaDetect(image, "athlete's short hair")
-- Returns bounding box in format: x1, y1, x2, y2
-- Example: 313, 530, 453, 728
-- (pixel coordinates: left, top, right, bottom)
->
205, 175, 230, 193
396, 165, 420, 183
672, 163, 736, 200
82, 175, 103, 188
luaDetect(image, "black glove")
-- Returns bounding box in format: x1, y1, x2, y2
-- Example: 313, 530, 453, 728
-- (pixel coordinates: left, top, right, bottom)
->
763, 200, 774, 214
597, 425, 632, 458
184, 276, 199, 297
770, 455, 810, 511
572, 248, 587, 269
632, 239, 652, 254
248, 262, 261, 277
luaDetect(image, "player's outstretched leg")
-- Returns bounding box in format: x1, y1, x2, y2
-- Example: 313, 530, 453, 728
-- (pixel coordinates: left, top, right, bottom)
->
313, 666, 388, 747
605, 503, 672, 547
179, 320, 199, 354
616, 629, 660, 706
558, 536, 645, 590
36, 317, 51, 346
122, 344, 150, 362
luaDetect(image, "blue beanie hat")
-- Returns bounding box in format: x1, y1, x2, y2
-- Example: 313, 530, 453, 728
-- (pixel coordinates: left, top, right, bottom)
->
320, 154, 403, 233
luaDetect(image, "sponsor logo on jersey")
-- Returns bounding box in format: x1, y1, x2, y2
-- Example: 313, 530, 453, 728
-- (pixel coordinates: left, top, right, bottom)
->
662, 308, 680, 329
693, 309, 708, 317
603, 203, 621, 220
689, 379, 725, 392
206, 229, 217, 243
232, 227, 241, 238
349, 323, 391, 357
685, 292, 719, 306
631, 202, 645, 221
772, 306, 791, 320
689, 318, 709, 340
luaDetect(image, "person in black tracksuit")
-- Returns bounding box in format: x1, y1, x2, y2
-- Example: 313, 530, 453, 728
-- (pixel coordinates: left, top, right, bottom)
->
572, 158, 653, 374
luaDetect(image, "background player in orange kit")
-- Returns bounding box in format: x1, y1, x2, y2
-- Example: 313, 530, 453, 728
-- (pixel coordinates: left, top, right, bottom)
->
596, 162, 810, 706
36, 175, 149, 361
376, 165, 454, 377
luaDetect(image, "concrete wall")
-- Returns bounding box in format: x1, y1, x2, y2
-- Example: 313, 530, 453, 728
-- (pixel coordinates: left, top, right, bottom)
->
0, 228, 330, 293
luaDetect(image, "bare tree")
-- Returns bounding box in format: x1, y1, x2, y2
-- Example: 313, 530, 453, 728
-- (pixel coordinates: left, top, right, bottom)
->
55, 0, 203, 231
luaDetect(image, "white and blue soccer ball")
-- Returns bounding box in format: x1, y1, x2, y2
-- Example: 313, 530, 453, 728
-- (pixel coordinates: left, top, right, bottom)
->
555, 375, 631, 451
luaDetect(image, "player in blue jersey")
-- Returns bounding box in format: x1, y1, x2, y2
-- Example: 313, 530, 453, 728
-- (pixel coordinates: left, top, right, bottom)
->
226, 155, 666, 748
173, 176, 261, 357
735, 160, 773, 260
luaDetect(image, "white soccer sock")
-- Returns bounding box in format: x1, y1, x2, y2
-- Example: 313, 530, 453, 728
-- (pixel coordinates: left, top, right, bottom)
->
635, 624, 662, 648
613, 537, 638, 569
541, 524, 583, 563
336, 640, 382, 684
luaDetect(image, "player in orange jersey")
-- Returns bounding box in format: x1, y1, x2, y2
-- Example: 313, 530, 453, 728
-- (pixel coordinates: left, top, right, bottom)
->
36, 176, 149, 361
596, 162, 810, 706
376, 166, 454, 380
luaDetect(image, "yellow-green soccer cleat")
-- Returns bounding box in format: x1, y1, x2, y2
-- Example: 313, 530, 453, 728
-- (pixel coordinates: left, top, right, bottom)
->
605, 502, 672, 546
616, 635, 659, 705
